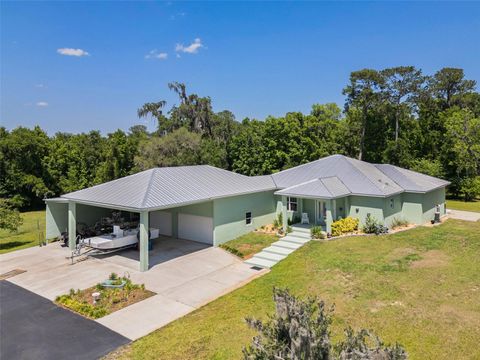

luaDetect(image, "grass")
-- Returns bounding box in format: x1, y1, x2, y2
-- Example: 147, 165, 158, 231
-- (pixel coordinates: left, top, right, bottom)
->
110, 219, 480, 360
447, 198, 480, 212
219, 231, 278, 259
0, 210, 46, 254
56, 276, 155, 319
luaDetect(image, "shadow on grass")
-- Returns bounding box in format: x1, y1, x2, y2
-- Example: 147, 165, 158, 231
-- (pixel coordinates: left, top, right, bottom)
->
0, 241, 34, 250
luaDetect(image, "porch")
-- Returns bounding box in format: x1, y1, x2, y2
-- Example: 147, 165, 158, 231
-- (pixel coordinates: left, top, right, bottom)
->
279, 195, 350, 234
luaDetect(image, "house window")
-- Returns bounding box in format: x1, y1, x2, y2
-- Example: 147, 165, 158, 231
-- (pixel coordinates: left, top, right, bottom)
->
390, 198, 395, 209
245, 212, 252, 225
287, 197, 298, 212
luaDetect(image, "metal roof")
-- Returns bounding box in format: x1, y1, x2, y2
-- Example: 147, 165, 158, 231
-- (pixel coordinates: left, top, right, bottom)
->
61, 165, 277, 211
272, 154, 404, 197
57, 155, 450, 211
275, 177, 350, 199
374, 164, 450, 193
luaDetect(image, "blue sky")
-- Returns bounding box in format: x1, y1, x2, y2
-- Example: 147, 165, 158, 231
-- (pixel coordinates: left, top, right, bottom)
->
1, 1, 479, 135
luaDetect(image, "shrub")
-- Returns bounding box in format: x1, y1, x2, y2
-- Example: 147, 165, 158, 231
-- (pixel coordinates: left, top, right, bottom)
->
363, 214, 388, 235
390, 217, 409, 229
331, 217, 359, 237
273, 213, 283, 229
243, 288, 407, 360
311, 226, 325, 239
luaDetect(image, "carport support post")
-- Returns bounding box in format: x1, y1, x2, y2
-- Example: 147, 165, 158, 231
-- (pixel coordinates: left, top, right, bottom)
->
139, 211, 149, 272
68, 202, 76, 250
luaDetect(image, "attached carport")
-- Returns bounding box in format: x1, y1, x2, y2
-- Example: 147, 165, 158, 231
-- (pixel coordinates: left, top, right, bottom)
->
46, 198, 215, 272
46, 165, 276, 272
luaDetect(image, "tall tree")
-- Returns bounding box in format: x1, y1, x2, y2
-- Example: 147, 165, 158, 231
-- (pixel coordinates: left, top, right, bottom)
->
343, 69, 384, 160
380, 66, 424, 142
429, 68, 476, 109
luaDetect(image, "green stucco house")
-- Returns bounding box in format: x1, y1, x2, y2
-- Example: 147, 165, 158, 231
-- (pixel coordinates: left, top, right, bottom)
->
46, 154, 449, 271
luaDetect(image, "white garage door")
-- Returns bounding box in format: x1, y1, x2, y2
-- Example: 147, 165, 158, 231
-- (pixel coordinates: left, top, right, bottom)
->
150, 211, 172, 236
178, 213, 213, 244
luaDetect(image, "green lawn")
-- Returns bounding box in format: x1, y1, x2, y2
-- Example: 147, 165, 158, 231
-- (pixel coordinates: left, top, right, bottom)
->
111, 219, 480, 360
219, 232, 278, 259
0, 210, 46, 254
447, 198, 480, 212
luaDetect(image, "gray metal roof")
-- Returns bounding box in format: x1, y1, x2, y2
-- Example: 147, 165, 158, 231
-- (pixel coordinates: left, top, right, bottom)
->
61, 165, 276, 211
275, 177, 350, 199
374, 164, 450, 193
272, 154, 404, 197
58, 155, 450, 211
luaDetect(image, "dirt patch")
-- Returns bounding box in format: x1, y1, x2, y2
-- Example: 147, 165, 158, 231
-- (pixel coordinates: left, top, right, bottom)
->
387, 247, 417, 261
437, 304, 480, 326
410, 250, 449, 269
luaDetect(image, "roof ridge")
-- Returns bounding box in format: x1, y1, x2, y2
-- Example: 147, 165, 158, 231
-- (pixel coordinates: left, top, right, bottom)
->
273, 154, 343, 176
61, 168, 155, 198
141, 168, 158, 208
319, 178, 334, 197
344, 157, 391, 195
278, 178, 320, 191
373, 164, 406, 191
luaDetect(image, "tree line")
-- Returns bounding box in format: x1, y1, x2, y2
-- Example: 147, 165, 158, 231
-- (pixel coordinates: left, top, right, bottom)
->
1, 67, 479, 212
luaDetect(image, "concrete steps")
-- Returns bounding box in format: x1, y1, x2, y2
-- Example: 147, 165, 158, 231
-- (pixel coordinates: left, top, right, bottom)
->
244, 228, 312, 269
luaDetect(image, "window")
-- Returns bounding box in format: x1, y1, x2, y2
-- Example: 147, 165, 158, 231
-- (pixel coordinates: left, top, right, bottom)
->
245, 212, 252, 225
390, 198, 395, 209
287, 197, 298, 212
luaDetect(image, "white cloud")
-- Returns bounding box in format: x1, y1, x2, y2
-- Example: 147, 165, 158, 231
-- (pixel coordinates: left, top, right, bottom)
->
36, 101, 48, 107
175, 38, 204, 54
145, 50, 168, 60
35, 84, 45, 88
57, 48, 90, 57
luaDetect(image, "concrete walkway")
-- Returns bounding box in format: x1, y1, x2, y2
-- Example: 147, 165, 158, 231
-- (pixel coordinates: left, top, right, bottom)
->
245, 225, 311, 269
448, 209, 480, 222
0, 238, 266, 340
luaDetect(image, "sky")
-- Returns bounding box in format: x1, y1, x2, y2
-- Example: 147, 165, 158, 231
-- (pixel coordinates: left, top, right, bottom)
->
1, 1, 479, 135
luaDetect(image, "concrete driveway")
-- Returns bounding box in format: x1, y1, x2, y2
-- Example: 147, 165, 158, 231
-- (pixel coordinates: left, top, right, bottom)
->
0, 281, 129, 360
448, 209, 480, 222
0, 237, 265, 340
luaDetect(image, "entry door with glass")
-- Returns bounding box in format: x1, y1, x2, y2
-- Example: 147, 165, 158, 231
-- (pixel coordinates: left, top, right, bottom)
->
316, 200, 327, 225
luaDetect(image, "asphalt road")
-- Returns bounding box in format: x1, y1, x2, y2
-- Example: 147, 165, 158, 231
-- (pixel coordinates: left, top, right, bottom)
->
0, 281, 129, 360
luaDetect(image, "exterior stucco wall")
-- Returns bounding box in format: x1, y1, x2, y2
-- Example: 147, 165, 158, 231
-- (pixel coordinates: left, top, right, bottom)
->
421, 187, 446, 223
348, 195, 386, 226
401, 193, 423, 224
46, 202, 68, 239
302, 198, 316, 225
383, 194, 403, 227
213, 191, 276, 245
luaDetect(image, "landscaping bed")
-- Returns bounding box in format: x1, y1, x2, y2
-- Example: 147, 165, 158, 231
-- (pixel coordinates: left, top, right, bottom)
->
55, 274, 155, 319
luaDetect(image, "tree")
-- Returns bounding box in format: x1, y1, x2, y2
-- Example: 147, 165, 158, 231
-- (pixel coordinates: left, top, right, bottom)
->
380, 66, 424, 143
137, 100, 168, 133
343, 69, 384, 160
409, 158, 445, 179
243, 288, 407, 360
429, 68, 476, 109
444, 108, 480, 177
0, 199, 23, 232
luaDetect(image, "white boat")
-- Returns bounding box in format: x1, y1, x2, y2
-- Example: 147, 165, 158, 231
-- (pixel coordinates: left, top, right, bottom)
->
81, 226, 160, 250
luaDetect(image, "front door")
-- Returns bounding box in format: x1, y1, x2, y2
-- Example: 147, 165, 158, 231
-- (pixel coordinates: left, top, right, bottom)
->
316, 200, 327, 225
